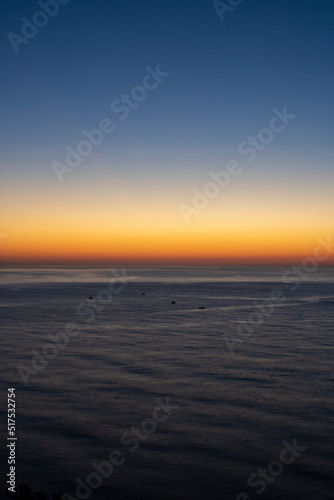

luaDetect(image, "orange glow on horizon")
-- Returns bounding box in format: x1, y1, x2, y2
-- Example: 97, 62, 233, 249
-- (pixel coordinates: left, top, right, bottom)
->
2, 173, 333, 266
2, 228, 334, 266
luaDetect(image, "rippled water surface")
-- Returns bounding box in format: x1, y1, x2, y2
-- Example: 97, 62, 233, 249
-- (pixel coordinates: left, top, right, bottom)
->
0, 267, 333, 500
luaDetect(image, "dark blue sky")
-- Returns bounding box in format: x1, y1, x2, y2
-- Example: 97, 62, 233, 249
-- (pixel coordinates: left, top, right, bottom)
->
1, 0, 333, 171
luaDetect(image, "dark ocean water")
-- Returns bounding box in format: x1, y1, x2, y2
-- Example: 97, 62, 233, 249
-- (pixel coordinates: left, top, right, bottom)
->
0, 267, 333, 500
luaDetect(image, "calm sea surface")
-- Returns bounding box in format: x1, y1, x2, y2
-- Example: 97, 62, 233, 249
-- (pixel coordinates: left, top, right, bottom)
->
0, 267, 333, 500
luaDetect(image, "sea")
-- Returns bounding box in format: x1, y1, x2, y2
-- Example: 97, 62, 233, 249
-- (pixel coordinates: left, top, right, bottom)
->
0, 266, 333, 500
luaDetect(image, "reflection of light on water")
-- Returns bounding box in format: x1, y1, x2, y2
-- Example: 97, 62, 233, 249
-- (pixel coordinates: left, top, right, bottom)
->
1, 266, 333, 285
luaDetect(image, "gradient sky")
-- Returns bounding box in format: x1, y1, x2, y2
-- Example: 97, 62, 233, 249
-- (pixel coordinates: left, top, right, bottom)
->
1, 0, 333, 265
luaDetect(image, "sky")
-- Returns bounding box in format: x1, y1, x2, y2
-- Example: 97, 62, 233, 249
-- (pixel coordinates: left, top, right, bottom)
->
1, 0, 333, 265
